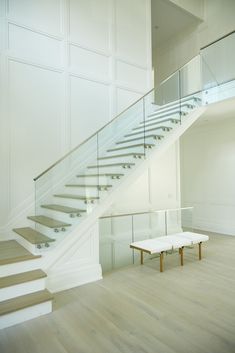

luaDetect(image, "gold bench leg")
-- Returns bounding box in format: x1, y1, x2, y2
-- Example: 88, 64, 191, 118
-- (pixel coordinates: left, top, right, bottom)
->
160, 252, 164, 272
199, 242, 202, 260
140, 250, 144, 265
180, 247, 184, 266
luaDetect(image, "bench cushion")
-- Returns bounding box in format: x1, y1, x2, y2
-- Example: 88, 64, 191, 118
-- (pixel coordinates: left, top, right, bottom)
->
130, 232, 209, 255
156, 235, 192, 248
130, 238, 172, 254
173, 232, 209, 245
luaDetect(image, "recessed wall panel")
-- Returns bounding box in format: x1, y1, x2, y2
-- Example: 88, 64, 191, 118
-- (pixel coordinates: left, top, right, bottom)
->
9, 24, 63, 67
9, 61, 63, 209
70, 76, 110, 147
69, 0, 111, 52
8, 0, 62, 36
150, 144, 178, 208
115, 0, 148, 66
116, 87, 141, 114
70, 45, 110, 81
116, 60, 148, 91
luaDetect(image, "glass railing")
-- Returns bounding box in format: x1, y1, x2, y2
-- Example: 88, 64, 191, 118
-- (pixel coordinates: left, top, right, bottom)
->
99, 207, 194, 273
200, 31, 235, 104
33, 71, 200, 238
32, 30, 235, 243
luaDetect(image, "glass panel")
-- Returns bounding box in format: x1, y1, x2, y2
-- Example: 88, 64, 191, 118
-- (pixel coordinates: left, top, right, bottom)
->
150, 210, 167, 236
96, 96, 147, 186
154, 71, 180, 107
99, 217, 113, 273
180, 55, 201, 98
166, 207, 193, 235
34, 134, 99, 237
99, 215, 133, 273
201, 33, 235, 87
112, 216, 133, 270
200, 32, 235, 104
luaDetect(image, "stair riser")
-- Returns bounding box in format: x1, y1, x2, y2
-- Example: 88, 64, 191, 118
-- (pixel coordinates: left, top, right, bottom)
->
0, 301, 52, 329
0, 259, 42, 277
26, 221, 70, 240
0, 278, 45, 302
14, 235, 42, 255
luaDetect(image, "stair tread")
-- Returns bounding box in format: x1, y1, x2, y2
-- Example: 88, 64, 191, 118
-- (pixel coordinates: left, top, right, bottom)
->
148, 103, 191, 118
138, 117, 181, 129
28, 215, 71, 228
54, 194, 99, 200
13, 227, 55, 245
0, 240, 41, 266
0, 289, 53, 316
88, 163, 135, 168
125, 126, 172, 137
98, 152, 145, 160
77, 173, 124, 177
41, 204, 86, 213
66, 184, 112, 188
151, 96, 200, 112
0, 269, 47, 289
116, 135, 164, 144
107, 143, 154, 152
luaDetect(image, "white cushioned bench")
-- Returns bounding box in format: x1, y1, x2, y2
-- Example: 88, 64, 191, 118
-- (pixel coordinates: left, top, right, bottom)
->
130, 232, 209, 272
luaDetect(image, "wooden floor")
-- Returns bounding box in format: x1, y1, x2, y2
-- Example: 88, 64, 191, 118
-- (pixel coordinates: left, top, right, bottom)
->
1, 231, 235, 353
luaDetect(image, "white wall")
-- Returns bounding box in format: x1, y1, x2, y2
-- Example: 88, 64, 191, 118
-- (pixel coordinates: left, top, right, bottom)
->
180, 117, 235, 236
109, 142, 181, 214
0, 0, 156, 234
154, 0, 235, 82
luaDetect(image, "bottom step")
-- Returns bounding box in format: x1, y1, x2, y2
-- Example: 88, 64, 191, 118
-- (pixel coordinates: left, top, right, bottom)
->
0, 289, 53, 329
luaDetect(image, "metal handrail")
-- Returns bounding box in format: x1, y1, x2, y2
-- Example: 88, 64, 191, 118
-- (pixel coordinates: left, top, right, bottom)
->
200, 30, 235, 50
99, 207, 194, 219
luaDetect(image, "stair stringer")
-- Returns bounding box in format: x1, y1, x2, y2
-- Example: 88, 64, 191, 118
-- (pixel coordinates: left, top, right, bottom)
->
40, 106, 207, 293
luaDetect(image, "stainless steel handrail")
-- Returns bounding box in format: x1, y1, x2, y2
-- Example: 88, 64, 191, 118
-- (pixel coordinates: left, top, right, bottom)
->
99, 207, 194, 219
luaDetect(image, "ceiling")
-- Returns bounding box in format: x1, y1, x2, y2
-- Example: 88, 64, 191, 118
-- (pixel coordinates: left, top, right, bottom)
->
152, 0, 200, 48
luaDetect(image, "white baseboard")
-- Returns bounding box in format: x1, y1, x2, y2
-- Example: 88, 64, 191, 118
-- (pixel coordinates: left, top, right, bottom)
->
0, 301, 52, 330
194, 218, 235, 236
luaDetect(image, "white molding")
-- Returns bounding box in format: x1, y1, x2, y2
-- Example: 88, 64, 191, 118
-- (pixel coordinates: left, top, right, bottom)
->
6, 0, 64, 37
7, 19, 64, 41
115, 84, 146, 96
193, 217, 235, 236
115, 56, 149, 71
69, 40, 111, 58
69, 70, 111, 87
7, 56, 64, 73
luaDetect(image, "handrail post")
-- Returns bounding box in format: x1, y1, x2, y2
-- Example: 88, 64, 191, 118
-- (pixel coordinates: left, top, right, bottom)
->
165, 210, 168, 236
131, 215, 134, 264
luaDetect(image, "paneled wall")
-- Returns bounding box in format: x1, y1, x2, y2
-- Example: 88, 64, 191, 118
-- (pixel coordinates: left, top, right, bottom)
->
180, 117, 235, 235
0, 0, 180, 236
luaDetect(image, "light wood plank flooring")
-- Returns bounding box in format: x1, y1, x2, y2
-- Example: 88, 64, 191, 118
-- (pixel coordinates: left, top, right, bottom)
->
0, 231, 235, 353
